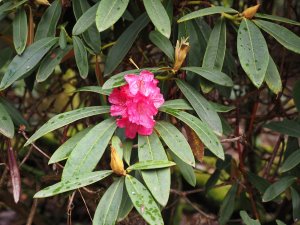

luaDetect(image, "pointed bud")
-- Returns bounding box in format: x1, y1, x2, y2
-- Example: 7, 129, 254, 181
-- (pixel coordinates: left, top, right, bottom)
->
173, 37, 190, 72
34, 0, 51, 6
242, 4, 260, 19
110, 146, 126, 176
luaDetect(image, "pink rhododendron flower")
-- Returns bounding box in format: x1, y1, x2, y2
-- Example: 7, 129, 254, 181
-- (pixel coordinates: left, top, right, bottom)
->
108, 70, 164, 139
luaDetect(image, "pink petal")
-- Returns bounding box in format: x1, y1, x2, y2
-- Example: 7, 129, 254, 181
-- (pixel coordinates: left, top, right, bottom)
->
138, 125, 154, 136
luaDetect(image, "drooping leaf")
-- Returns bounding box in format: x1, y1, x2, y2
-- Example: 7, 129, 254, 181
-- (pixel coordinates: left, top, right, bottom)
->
73, 36, 89, 79
149, 30, 174, 61
62, 118, 117, 179
127, 160, 175, 171
159, 99, 193, 111
255, 13, 300, 26
264, 119, 300, 137
237, 18, 269, 87
290, 187, 300, 221
24, 106, 110, 146
219, 183, 238, 225
93, 177, 124, 225
280, 149, 300, 173
125, 175, 164, 225
0, 102, 14, 138
34, 171, 112, 198
265, 55, 282, 94
74, 86, 112, 96
240, 211, 261, 225
262, 176, 297, 202
34, 0, 62, 41
0, 37, 58, 90
96, 0, 129, 32
13, 8, 28, 55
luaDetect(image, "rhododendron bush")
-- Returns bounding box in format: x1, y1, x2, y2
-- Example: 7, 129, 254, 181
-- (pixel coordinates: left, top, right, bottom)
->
0, 0, 300, 224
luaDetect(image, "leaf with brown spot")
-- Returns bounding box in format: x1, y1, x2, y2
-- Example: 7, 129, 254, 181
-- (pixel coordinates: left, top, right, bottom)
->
184, 125, 204, 162
242, 4, 260, 19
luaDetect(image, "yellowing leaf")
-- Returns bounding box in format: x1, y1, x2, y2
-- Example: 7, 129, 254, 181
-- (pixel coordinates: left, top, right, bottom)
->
242, 4, 260, 19
110, 146, 126, 176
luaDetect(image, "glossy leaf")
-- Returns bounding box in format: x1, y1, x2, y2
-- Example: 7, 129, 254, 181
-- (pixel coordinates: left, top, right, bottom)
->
138, 133, 170, 206
127, 160, 175, 171
104, 13, 149, 75
280, 149, 300, 173
291, 187, 300, 221
255, 13, 300, 26
178, 6, 238, 23
240, 211, 261, 225
0, 102, 14, 138
93, 177, 124, 225
34, 171, 112, 198
0, 37, 58, 90
59, 27, 67, 49
293, 80, 300, 112
117, 186, 133, 221
254, 19, 300, 54
155, 121, 195, 166
149, 30, 174, 61
62, 118, 116, 179
219, 183, 238, 225
262, 176, 297, 202
159, 108, 224, 160
237, 19, 269, 87
34, 0, 62, 41
74, 86, 112, 96
96, 0, 129, 32
159, 99, 193, 111
24, 106, 110, 146
264, 119, 300, 137
176, 79, 223, 135
13, 8, 28, 55
265, 55, 282, 94
73, 36, 89, 79
125, 175, 164, 225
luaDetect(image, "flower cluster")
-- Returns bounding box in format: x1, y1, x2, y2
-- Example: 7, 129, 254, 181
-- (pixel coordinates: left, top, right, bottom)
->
108, 70, 164, 139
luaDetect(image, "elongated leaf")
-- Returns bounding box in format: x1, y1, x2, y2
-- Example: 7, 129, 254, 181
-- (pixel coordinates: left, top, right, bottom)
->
202, 18, 226, 70
138, 133, 170, 206
123, 141, 133, 166
111, 135, 123, 159
0, 102, 14, 138
262, 176, 297, 202
159, 108, 224, 160
176, 79, 223, 135
104, 13, 149, 75
35, 0, 62, 41
62, 118, 116, 179
93, 177, 124, 225
265, 55, 282, 94
255, 13, 300, 26
125, 175, 164, 225
73, 36, 89, 79
240, 211, 261, 225
149, 30, 174, 61
247, 172, 270, 194
181, 67, 233, 87
7, 147, 21, 203
293, 81, 300, 112
159, 99, 193, 111
25, 106, 110, 146
276, 220, 287, 225
36, 46, 72, 82
219, 183, 238, 225
254, 19, 300, 54
143, 0, 170, 38
72, 3, 98, 35
0, 37, 58, 90
127, 160, 175, 171
0, 47, 13, 69
74, 86, 112, 95
0, 2, 13, 20
4, 0, 28, 12
155, 121, 195, 166
178, 6, 238, 23
209, 102, 235, 112
237, 19, 269, 87
13, 8, 27, 55
49, 127, 93, 164
96, 0, 129, 32
280, 149, 300, 172
59, 27, 67, 49
264, 119, 300, 137
291, 187, 300, 221
117, 186, 133, 221
34, 171, 112, 198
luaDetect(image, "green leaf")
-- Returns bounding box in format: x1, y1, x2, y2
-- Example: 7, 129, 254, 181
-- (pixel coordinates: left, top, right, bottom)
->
74, 86, 112, 96
247, 172, 270, 194
138, 133, 170, 206
13, 8, 28, 55
73, 36, 89, 79
0, 102, 14, 138
254, 19, 300, 54
36, 46, 72, 82
293, 80, 300, 112
0, 2, 13, 20
0, 37, 58, 90
62, 118, 116, 179
262, 176, 297, 202
104, 13, 149, 75
178, 6, 238, 23
125, 175, 164, 225
93, 177, 124, 225
280, 149, 300, 173
202, 18, 226, 71
34, 170, 112, 198
149, 30, 174, 61
96, 0, 129, 32
155, 121, 195, 166
240, 211, 261, 225
143, 0, 170, 38
264, 119, 300, 137
290, 187, 300, 221
209, 102, 235, 112
48, 127, 93, 164
237, 19, 269, 87
123, 140, 133, 166
176, 79, 223, 135
265, 55, 282, 94
219, 183, 238, 225
181, 67, 233, 87
34, 0, 62, 41
111, 135, 123, 159
159, 108, 224, 160
24, 106, 110, 146
3, 0, 28, 12
72, 3, 98, 35
59, 27, 67, 49
255, 13, 300, 26
0, 47, 13, 69
276, 220, 287, 225
127, 160, 175, 171
168, 150, 196, 187
159, 99, 193, 111
117, 186, 133, 221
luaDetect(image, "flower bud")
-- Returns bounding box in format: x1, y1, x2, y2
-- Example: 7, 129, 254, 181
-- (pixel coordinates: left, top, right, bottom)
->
34, 0, 50, 6
242, 4, 260, 19
173, 37, 190, 72
110, 146, 126, 176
